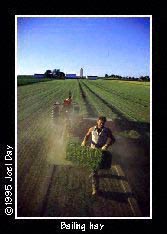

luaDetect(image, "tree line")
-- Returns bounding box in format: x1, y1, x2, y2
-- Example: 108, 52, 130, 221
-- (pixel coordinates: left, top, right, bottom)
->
104, 74, 150, 81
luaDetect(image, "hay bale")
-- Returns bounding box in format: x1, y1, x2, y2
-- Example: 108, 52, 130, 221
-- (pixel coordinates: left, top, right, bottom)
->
66, 141, 102, 170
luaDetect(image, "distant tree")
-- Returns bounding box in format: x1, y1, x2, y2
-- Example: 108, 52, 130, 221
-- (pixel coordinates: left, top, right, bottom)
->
44, 70, 53, 78
52, 69, 65, 79
145, 76, 150, 81
105, 74, 109, 78
52, 69, 59, 78
139, 76, 149, 81
59, 72, 65, 79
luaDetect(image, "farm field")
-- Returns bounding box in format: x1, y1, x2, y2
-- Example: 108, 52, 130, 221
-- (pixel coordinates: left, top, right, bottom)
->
17, 75, 54, 86
17, 79, 150, 217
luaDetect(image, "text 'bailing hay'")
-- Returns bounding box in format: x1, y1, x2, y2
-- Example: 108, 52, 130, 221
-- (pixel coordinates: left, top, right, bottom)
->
66, 142, 102, 170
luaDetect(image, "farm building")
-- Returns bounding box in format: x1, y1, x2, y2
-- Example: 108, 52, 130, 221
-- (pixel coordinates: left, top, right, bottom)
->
66, 74, 77, 79
87, 76, 98, 80
80, 68, 83, 78
34, 74, 45, 78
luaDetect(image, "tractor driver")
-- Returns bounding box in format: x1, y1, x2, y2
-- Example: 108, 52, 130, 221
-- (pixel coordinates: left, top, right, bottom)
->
63, 95, 73, 129
63, 95, 72, 107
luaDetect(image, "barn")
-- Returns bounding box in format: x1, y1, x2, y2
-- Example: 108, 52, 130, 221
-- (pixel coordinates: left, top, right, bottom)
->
34, 74, 45, 78
65, 74, 77, 79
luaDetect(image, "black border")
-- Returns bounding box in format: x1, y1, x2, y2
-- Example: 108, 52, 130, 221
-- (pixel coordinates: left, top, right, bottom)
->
2, 3, 164, 233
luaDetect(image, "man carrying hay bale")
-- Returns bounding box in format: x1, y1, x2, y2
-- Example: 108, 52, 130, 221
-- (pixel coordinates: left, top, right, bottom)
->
81, 116, 115, 195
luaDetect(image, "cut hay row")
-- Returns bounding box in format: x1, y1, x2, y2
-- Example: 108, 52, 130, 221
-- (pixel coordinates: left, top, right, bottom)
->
89, 80, 149, 107
79, 80, 118, 119
81, 80, 150, 122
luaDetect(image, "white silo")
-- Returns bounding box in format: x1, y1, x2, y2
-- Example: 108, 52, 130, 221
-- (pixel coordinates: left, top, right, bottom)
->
80, 68, 83, 78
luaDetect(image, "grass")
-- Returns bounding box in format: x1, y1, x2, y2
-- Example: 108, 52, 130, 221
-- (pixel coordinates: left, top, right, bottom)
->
81, 80, 150, 123
17, 75, 55, 86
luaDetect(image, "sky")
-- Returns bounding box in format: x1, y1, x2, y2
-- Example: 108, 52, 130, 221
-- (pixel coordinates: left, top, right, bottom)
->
17, 16, 151, 77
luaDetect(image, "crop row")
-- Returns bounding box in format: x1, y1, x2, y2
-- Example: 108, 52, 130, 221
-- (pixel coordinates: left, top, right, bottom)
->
78, 80, 118, 120
89, 80, 149, 107
81, 80, 150, 123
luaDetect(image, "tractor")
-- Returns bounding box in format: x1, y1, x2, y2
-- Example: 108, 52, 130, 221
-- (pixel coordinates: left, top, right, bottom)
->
51, 92, 81, 136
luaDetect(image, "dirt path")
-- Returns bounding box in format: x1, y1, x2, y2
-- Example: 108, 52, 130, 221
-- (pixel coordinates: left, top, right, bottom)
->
17, 162, 141, 217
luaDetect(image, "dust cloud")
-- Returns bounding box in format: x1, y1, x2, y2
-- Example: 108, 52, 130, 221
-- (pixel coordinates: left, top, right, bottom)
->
40, 115, 74, 166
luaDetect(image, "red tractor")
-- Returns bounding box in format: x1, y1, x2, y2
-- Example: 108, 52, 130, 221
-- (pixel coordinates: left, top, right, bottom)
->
51, 92, 81, 134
